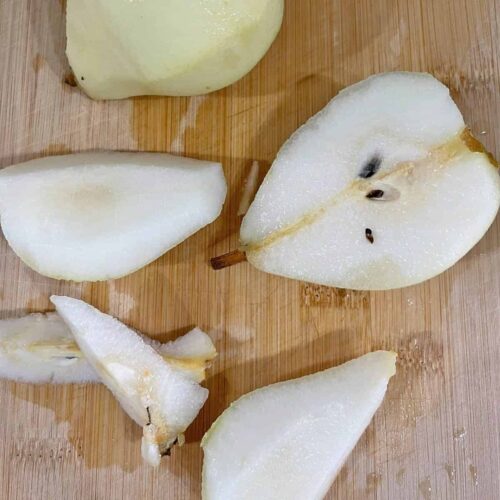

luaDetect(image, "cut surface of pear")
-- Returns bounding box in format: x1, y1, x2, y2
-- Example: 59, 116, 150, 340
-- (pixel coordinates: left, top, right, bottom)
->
0, 312, 95, 384
0, 153, 227, 281
0, 312, 216, 384
202, 351, 396, 500
51, 296, 210, 466
240, 72, 500, 290
67, 0, 284, 99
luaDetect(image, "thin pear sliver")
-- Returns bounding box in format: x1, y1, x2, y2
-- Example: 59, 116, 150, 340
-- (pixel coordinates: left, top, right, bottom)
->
0, 312, 216, 384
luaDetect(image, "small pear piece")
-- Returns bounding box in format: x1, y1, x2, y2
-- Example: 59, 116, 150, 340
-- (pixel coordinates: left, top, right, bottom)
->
0, 152, 227, 281
240, 72, 500, 290
51, 296, 210, 466
202, 351, 396, 500
0, 313, 95, 384
0, 313, 216, 385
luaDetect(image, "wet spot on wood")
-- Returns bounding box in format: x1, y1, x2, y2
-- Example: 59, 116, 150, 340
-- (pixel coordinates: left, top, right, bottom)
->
433, 64, 494, 98
418, 477, 432, 500
11, 438, 81, 463
396, 468, 406, 485
444, 464, 456, 485
469, 465, 478, 486
397, 336, 444, 374
301, 284, 369, 309
366, 472, 382, 492
32, 54, 45, 73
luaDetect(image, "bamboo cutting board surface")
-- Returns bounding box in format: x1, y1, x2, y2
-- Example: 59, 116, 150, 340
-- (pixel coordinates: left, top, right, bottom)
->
0, 1, 499, 498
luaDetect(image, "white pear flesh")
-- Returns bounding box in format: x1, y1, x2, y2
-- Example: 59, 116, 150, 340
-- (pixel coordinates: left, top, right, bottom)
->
0, 153, 227, 281
51, 296, 210, 466
0, 313, 95, 384
66, 0, 284, 99
0, 313, 216, 385
157, 328, 218, 383
202, 351, 396, 500
241, 72, 500, 290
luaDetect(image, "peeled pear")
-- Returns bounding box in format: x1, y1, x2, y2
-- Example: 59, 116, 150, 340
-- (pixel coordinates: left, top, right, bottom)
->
0, 313, 216, 384
66, 0, 284, 99
239, 72, 500, 290
0, 153, 227, 281
202, 351, 396, 500
51, 296, 211, 466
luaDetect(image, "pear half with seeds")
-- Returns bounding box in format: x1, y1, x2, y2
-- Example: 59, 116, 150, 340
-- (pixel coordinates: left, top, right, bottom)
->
51, 296, 211, 466
202, 351, 396, 500
0, 152, 227, 282
236, 72, 500, 290
0, 312, 216, 385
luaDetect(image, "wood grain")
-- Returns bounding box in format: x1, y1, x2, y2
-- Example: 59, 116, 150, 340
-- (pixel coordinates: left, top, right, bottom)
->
0, 0, 499, 498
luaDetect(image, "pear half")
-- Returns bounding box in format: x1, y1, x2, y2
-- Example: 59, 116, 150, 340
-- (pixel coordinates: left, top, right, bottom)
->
66, 0, 284, 99
0, 312, 216, 385
240, 72, 500, 290
202, 351, 396, 500
51, 296, 211, 466
0, 153, 227, 281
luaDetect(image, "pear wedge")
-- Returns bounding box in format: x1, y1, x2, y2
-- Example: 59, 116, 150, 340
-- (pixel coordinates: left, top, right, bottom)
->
51, 296, 210, 466
0, 152, 226, 281
0, 312, 216, 385
237, 72, 500, 290
202, 351, 396, 500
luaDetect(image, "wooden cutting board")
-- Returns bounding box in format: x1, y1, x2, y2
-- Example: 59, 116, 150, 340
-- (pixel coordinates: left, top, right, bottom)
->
0, 1, 499, 498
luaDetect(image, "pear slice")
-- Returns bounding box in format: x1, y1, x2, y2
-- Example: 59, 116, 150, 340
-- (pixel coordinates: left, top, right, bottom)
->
67, 0, 284, 99
0, 313, 216, 385
0, 152, 227, 281
237, 72, 500, 290
51, 296, 210, 466
0, 312, 95, 384
202, 351, 396, 500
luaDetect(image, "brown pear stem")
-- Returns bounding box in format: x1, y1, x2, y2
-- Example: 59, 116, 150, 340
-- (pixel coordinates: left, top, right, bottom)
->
210, 250, 247, 270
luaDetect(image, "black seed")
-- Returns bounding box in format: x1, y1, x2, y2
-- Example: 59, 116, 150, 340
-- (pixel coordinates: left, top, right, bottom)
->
366, 189, 385, 199
365, 228, 374, 244
359, 156, 382, 179
81, 76, 85, 81
146, 406, 152, 425
65, 356, 77, 360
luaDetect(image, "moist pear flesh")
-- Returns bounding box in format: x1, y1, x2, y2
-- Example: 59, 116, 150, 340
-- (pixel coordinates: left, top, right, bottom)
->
0, 313, 95, 384
51, 296, 209, 466
66, 0, 284, 99
241, 72, 500, 290
0, 313, 216, 385
0, 153, 227, 282
202, 351, 396, 500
